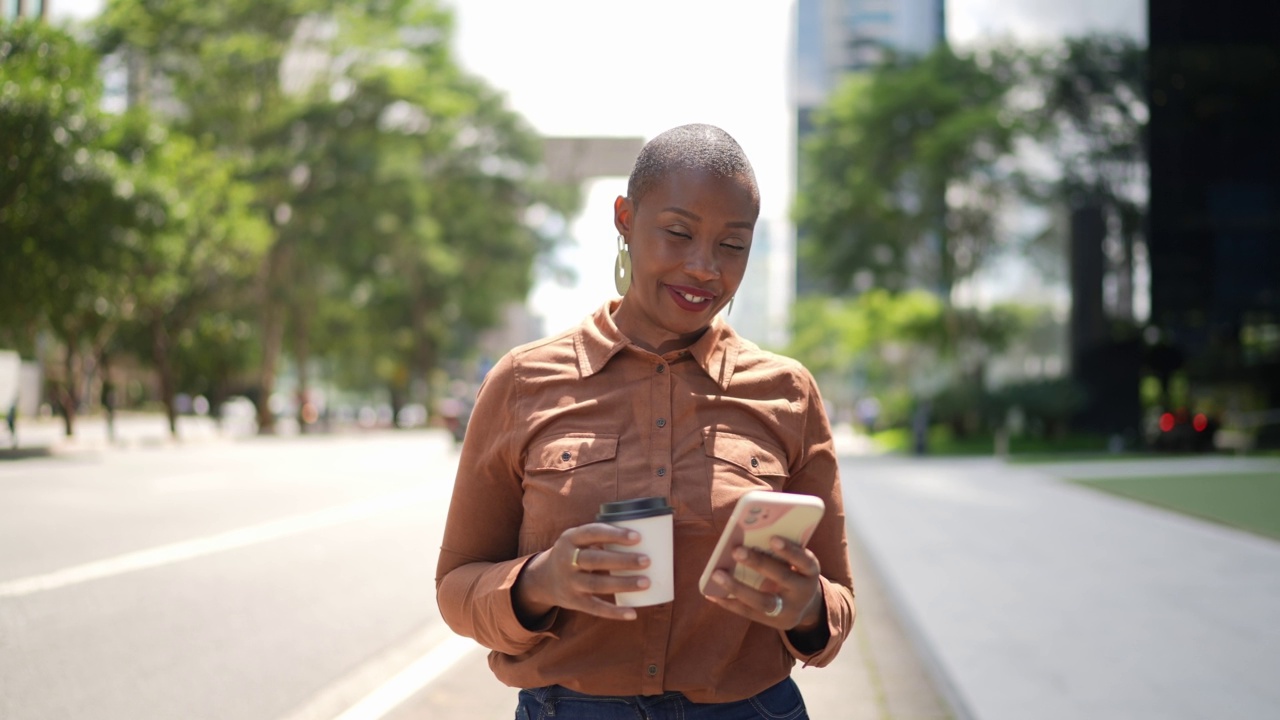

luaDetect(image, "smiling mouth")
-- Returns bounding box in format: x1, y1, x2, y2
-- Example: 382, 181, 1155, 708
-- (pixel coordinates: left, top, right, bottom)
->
667, 285, 717, 311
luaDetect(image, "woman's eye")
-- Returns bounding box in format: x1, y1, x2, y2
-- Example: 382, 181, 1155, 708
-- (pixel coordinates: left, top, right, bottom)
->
721, 242, 746, 252
665, 229, 691, 239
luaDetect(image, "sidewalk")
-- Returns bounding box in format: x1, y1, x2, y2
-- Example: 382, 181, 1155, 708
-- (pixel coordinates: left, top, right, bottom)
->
844, 454, 1280, 720
1, 413, 237, 458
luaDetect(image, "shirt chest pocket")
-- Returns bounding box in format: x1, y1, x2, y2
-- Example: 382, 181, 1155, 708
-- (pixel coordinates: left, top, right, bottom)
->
701, 429, 789, 527
520, 433, 619, 551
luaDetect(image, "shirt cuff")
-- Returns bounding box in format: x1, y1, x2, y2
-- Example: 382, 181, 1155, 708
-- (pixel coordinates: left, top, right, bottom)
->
438, 553, 561, 656
779, 575, 854, 667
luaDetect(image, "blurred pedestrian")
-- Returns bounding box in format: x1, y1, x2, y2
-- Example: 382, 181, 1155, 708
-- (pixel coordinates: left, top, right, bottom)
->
436, 124, 854, 717
912, 398, 930, 456
100, 362, 117, 445
5, 402, 15, 449
856, 396, 881, 434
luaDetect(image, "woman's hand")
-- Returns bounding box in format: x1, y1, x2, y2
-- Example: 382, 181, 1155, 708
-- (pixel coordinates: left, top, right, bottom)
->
513, 523, 651, 626
703, 537, 825, 633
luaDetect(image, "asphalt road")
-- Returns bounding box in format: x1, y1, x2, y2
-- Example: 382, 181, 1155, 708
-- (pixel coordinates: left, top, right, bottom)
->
0, 431, 462, 720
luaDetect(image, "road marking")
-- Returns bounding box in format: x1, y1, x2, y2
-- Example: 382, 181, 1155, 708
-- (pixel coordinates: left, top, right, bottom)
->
0, 485, 435, 598
330, 635, 482, 720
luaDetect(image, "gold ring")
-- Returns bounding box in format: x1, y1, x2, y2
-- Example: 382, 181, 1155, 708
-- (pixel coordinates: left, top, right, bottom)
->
765, 595, 783, 618
571, 547, 583, 570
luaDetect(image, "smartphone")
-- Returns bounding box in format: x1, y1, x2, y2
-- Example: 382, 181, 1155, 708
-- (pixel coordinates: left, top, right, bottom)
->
698, 490, 826, 598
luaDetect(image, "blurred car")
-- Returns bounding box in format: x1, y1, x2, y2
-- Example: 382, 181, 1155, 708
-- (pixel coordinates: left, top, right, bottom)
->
1151, 408, 1218, 452
396, 403, 428, 428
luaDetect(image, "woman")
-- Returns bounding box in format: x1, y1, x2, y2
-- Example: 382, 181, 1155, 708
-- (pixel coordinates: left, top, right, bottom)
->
436, 124, 855, 719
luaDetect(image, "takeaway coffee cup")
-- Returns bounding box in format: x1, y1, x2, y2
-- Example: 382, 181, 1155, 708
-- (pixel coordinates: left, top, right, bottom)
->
596, 497, 674, 607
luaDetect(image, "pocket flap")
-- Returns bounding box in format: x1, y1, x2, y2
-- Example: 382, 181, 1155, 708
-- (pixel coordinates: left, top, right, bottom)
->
702, 430, 788, 477
528, 433, 619, 472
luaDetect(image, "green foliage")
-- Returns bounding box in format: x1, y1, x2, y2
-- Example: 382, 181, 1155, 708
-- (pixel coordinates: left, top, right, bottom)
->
795, 44, 1029, 295
0, 21, 123, 340
0, 21, 143, 431
788, 288, 943, 376
103, 110, 270, 430
788, 289, 946, 423
81, 0, 578, 430
994, 379, 1088, 433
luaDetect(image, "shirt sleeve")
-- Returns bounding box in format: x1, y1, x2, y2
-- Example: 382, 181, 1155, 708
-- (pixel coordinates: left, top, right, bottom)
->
435, 353, 558, 655
778, 368, 856, 667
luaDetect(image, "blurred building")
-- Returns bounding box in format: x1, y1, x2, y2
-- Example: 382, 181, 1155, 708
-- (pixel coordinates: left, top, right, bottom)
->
730, 220, 794, 350
3, 0, 50, 21
1148, 2, 1280, 428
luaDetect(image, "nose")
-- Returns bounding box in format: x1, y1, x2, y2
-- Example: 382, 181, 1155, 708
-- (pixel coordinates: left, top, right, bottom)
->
684, 241, 720, 282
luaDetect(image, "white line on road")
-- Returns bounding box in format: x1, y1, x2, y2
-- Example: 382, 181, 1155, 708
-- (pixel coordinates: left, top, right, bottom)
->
330, 635, 482, 720
0, 485, 436, 598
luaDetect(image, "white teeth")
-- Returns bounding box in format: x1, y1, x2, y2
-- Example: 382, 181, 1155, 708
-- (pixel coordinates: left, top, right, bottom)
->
681, 293, 708, 303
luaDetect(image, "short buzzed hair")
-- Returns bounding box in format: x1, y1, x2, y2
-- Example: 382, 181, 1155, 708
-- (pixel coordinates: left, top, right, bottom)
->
626, 124, 760, 216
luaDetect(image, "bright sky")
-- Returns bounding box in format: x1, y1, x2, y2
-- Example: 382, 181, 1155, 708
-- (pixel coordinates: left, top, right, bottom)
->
53, 0, 1145, 335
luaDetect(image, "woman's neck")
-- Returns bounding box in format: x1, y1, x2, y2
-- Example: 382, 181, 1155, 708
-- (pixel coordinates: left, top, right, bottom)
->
610, 302, 710, 356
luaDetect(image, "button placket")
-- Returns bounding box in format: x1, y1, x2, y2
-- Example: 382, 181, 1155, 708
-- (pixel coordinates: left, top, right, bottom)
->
651, 355, 673, 497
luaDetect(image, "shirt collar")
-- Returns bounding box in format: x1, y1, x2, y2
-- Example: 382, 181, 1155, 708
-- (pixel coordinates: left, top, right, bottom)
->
576, 299, 741, 391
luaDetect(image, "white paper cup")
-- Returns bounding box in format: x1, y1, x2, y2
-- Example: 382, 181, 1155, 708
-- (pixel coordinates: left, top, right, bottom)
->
597, 497, 674, 607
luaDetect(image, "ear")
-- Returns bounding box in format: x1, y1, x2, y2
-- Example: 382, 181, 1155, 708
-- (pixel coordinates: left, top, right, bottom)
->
613, 195, 634, 237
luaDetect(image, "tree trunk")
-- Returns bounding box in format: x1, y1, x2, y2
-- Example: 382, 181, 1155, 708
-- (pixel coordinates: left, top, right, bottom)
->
151, 319, 179, 437
58, 341, 79, 437
256, 240, 292, 434
293, 302, 311, 433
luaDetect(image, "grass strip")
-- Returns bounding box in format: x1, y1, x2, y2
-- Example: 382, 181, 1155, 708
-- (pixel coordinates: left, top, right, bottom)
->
1071, 472, 1280, 541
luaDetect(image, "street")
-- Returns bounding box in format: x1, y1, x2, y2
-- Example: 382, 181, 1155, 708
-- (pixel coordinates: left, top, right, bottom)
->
0, 431, 471, 720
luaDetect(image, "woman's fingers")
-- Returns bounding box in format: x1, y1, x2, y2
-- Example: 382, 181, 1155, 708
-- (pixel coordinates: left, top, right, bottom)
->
704, 539, 823, 629
565, 522, 642, 550
540, 523, 653, 619
564, 545, 651, 574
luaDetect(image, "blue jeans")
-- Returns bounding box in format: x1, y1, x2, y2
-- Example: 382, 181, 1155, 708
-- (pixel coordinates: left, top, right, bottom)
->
515, 677, 808, 720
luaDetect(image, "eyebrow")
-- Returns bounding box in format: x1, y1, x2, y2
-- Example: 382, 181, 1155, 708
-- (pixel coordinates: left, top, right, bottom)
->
661, 206, 755, 231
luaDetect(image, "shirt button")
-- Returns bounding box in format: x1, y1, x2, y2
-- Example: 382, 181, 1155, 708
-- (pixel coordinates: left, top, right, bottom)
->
656, 418, 667, 428
656, 467, 667, 477
647, 664, 658, 677
656, 364, 665, 374
561, 451, 572, 462
750, 457, 759, 468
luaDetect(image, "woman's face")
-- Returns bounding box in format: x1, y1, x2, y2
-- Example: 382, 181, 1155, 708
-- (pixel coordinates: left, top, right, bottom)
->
612, 168, 757, 355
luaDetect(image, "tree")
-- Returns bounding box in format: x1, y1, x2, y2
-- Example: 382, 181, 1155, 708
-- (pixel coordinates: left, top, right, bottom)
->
98, 0, 326, 431
96, 0, 576, 432
795, 44, 1029, 299
1033, 34, 1146, 316
1029, 34, 1147, 437
787, 290, 945, 426
0, 21, 136, 435
106, 112, 271, 435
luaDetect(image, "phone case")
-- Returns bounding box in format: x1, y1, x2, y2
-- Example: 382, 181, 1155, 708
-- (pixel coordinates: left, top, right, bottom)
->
698, 490, 826, 598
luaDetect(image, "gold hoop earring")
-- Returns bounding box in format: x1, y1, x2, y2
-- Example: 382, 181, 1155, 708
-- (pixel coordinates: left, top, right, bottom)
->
614, 235, 632, 295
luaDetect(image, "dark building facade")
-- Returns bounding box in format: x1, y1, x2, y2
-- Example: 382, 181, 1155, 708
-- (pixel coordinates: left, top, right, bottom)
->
1148, 2, 1280, 427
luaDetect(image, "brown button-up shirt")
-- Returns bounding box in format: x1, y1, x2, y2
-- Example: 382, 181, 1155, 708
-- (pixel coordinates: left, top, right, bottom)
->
436, 300, 855, 703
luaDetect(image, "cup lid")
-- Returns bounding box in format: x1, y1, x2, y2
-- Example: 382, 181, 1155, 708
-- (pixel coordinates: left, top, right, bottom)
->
597, 496, 673, 521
